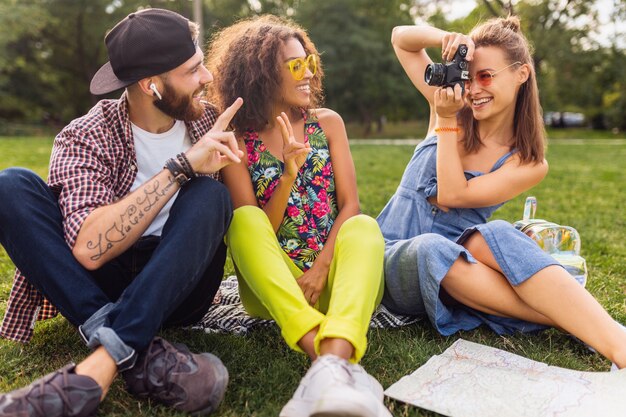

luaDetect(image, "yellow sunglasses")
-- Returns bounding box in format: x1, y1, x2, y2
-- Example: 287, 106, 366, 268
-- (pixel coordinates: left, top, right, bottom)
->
286, 54, 318, 81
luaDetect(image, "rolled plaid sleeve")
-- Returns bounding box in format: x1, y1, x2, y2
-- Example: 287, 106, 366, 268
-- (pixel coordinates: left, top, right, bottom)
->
49, 127, 117, 248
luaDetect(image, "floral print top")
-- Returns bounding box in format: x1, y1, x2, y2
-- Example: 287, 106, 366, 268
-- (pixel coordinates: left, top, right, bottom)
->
244, 112, 338, 271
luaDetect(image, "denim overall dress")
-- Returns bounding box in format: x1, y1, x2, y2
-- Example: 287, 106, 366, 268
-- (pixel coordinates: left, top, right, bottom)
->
376, 135, 560, 335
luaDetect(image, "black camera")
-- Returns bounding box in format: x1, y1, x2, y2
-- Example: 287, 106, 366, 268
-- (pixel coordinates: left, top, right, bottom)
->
424, 44, 469, 93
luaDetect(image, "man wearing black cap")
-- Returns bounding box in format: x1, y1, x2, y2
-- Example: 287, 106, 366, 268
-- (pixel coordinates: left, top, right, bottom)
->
0, 8, 243, 417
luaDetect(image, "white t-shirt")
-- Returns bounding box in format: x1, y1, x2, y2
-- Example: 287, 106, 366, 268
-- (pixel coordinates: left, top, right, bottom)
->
130, 120, 191, 236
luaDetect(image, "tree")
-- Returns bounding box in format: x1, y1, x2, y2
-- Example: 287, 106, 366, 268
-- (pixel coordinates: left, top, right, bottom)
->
0, 0, 274, 124
0, 0, 230, 124
0, 0, 49, 120
295, 0, 423, 134
1, 0, 624, 131
0, 0, 147, 123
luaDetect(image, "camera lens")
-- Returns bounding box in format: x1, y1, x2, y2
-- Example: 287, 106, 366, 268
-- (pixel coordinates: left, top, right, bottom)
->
425, 63, 446, 86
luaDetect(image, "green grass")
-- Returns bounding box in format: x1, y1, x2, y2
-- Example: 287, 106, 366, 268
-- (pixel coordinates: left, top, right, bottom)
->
345, 120, 626, 140
1, 136, 625, 416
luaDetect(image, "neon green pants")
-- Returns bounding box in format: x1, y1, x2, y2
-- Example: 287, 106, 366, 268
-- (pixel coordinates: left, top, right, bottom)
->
225, 206, 385, 363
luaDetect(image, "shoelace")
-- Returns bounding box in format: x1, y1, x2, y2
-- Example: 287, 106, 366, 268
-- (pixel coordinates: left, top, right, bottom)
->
26, 368, 73, 417
317, 355, 355, 385
137, 339, 187, 402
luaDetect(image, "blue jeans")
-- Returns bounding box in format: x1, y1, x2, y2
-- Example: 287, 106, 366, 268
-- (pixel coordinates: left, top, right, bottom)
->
0, 168, 232, 370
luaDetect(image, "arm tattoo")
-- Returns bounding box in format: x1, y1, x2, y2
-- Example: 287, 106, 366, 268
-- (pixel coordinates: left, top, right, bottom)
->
87, 175, 176, 261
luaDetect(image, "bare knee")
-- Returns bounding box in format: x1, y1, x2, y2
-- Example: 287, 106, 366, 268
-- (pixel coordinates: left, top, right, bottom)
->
463, 231, 485, 252
462, 231, 499, 269
441, 256, 473, 291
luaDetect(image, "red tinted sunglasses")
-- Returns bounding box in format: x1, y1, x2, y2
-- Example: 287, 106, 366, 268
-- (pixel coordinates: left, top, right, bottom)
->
465, 61, 521, 89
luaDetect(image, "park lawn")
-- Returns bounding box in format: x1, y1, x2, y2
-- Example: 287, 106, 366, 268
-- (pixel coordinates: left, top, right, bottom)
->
344, 119, 626, 140
0, 136, 625, 417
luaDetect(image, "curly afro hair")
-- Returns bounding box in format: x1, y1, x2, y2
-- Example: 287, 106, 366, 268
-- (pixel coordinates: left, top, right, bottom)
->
205, 15, 324, 133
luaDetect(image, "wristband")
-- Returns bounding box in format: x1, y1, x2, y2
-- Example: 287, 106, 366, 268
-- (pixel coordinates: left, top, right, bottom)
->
176, 152, 196, 179
434, 126, 460, 133
164, 158, 190, 186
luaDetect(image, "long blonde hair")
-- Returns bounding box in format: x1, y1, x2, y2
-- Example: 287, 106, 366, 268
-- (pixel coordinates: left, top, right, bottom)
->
458, 16, 545, 163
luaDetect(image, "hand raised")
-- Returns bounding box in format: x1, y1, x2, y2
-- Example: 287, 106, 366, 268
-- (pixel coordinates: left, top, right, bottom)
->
441, 32, 475, 62
277, 112, 311, 179
186, 98, 245, 174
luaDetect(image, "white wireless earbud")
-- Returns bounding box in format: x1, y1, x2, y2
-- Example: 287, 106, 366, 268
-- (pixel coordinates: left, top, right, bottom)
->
149, 83, 162, 100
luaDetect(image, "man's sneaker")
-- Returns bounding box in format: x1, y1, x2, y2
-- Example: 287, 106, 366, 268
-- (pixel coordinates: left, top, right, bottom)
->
350, 363, 384, 401
122, 337, 228, 416
0, 363, 101, 417
280, 354, 391, 417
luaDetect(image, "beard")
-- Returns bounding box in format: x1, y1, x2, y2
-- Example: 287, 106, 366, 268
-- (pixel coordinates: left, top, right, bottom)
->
153, 82, 205, 122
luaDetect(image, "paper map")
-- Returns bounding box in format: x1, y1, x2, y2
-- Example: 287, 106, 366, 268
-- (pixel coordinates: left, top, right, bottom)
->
384, 339, 626, 416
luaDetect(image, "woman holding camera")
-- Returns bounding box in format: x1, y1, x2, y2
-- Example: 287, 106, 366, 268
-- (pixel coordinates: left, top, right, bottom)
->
377, 16, 626, 370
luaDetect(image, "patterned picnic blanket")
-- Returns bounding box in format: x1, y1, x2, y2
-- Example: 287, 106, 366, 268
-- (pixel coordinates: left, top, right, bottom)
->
192, 276, 420, 335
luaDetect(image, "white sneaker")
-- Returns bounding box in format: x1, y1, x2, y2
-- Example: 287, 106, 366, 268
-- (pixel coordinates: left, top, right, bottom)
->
280, 355, 391, 417
350, 363, 384, 401
280, 354, 354, 417
311, 362, 391, 417
311, 382, 392, 417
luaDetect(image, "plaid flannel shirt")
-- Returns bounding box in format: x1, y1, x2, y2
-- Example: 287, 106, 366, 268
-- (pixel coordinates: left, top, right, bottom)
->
0, 92, 218, 343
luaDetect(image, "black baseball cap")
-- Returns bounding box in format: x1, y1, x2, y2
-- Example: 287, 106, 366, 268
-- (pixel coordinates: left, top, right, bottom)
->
90, 8, 197, 95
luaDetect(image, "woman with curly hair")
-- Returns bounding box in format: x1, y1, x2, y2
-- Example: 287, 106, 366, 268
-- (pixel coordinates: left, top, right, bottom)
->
377, 15, 626, 370
206, 15, 391, 417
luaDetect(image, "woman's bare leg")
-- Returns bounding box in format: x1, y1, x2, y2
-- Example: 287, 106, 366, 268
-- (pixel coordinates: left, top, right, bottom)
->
298, 328, 354, 362
463, 232, 626, 368
319, 338, 354, 360
442, 257, 555, 326
514, 266, 626, 367
298, 328, 319, 361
